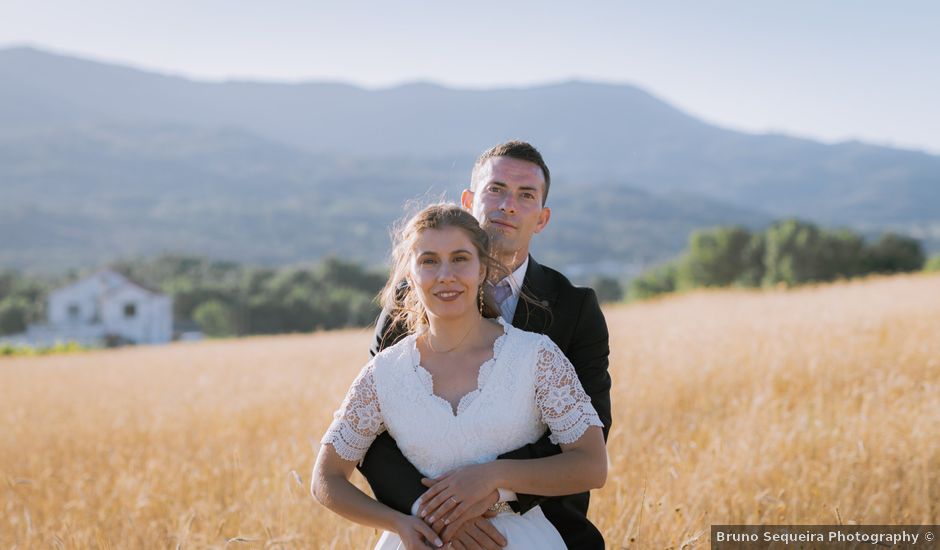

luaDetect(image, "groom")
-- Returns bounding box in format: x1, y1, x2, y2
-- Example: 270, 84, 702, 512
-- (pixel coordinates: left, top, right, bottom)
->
362, 140, 612, 549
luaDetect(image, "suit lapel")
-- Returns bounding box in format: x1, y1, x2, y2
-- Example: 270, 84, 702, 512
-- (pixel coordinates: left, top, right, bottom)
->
512, 256, 557, 333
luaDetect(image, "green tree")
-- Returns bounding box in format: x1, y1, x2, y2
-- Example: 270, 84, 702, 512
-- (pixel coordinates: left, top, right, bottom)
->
735, 233, 766, 287
318, 287, 379, 329
681, 226, 753, 288
0, 271, 17, 300
591, 277, 624, 303
925, 255, 940, 273
761, 219, 832, 287
317, 257, 387, 294
863, 232, 925, 274
193, 300, 237, 337
821, 229, 866, 280
0, 297, 29, 335
282, 285, 320, 332
629, 261, 678, 300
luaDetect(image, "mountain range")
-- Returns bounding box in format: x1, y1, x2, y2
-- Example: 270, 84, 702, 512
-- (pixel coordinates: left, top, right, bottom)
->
1, 46, 937, 276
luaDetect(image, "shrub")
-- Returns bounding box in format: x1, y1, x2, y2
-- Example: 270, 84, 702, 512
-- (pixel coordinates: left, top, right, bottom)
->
629, 262, 678, 300
863, 233, 925, 273
193, 300, 238, 338
591, 277, 624, 303
925, 255, 940, 273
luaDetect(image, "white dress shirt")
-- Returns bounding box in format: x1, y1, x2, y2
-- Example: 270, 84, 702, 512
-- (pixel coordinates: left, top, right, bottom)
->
497, 257, 529, 323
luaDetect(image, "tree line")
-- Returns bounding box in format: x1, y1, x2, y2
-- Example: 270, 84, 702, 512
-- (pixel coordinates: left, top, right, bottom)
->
0, 272, 49, 335
0, 255, 387, 339
630, 219, 936, 300
3, 235, 937, 339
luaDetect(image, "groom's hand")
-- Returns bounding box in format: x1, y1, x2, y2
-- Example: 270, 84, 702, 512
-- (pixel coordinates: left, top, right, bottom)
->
446, 516, 507, 550
419, 479, 504, 547
427, 513, 507, 550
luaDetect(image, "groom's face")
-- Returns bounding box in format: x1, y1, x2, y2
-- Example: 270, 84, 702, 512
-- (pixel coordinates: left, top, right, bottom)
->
461, 157, 551, 263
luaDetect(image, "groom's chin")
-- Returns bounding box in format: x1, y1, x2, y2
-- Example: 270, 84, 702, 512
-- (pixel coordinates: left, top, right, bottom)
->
487, 233, 513, 253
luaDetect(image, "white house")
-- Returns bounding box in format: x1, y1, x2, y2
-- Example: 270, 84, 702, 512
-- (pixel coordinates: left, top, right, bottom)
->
3, 269, 173, 347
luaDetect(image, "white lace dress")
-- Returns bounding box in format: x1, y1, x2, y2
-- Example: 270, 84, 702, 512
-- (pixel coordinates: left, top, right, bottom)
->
321, 318, 604, 549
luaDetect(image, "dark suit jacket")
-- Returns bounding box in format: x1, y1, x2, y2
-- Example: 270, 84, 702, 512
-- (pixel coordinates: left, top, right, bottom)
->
359, 256, 612, 549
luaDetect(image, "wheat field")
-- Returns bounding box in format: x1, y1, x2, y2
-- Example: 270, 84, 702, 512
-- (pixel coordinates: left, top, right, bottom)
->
2, 274, 939, 549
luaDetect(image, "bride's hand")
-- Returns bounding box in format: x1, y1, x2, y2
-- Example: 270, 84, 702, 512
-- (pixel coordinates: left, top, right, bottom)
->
417, 463, 498, 526
393, 513, 443, 549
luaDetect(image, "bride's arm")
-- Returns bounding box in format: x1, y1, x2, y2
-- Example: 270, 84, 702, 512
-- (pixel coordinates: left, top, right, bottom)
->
313, 362, 443, 549
313, 445, 442, 548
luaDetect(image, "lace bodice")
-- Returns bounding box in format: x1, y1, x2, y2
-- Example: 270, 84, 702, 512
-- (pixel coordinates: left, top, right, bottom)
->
322, 319, 603, 478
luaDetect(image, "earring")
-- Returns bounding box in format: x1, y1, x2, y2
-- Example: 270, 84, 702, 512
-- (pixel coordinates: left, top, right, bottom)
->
478, 284, 485, 313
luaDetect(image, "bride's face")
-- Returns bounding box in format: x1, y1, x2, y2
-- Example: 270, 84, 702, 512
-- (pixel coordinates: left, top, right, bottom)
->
409, 226, 485, 322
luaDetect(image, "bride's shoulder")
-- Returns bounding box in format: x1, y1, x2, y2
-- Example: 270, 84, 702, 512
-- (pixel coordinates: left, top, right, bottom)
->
371, 333, 417, 369
498, 318, 555, 352
497, 317, 539, 341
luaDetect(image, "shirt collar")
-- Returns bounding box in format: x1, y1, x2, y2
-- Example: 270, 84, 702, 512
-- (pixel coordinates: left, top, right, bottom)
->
500, 256, 529, 297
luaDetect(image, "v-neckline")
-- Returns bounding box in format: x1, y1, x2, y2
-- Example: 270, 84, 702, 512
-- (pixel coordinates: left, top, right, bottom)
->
411, 318, 509, 417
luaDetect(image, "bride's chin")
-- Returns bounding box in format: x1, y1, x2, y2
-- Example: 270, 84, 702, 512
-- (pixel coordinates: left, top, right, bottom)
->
427, 308, 467, 320
425, 302, 476, 320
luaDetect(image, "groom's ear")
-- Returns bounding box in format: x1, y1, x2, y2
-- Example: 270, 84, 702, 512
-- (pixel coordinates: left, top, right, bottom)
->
534, 206, 551, 234
460, 189, 474, 210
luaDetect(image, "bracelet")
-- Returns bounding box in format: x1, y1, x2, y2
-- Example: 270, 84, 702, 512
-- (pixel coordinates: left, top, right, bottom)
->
488, 501, 513, 515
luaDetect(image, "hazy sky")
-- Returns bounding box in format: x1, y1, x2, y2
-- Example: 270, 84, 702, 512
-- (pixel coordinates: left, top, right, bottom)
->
2, 1, 938, 153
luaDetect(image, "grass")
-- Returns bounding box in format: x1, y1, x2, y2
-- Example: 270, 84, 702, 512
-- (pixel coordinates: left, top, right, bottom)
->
2, 273, 938, 548
0, 341, 89, 357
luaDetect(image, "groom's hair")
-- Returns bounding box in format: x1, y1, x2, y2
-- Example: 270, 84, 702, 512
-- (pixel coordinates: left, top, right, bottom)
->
471, 140, 551, 205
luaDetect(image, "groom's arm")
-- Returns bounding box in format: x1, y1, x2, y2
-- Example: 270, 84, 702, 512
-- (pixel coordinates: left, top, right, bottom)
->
357, 307, 428, 515
499, 288, 612, 514
359, 432, 426, 515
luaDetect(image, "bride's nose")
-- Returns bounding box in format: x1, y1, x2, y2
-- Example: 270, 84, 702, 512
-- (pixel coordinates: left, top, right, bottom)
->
436, 262, 456, 281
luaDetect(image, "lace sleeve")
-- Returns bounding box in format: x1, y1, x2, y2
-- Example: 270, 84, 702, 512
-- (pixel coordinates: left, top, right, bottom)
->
320, 361, 385, 462
534, 336, 604, 445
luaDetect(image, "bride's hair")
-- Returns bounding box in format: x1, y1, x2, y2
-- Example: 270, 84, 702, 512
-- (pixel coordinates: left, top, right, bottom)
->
379, 203, 508, 335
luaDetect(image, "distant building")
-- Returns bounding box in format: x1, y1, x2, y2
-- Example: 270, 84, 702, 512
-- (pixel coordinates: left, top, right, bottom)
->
1, 269, 173, 347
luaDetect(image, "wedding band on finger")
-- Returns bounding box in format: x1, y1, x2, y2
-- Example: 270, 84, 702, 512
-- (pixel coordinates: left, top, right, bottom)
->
449, 496, 459, 504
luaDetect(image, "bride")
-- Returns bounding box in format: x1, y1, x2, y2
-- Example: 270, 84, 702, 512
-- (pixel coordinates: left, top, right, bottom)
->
312, 203, 607, 549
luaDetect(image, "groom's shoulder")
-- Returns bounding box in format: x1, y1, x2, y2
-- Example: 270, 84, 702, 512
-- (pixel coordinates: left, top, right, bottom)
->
534, 260, 598, 302
537, 261, 575, 289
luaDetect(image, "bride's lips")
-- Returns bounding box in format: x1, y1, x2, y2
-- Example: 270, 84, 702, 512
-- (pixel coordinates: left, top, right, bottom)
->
433, 290, 464, 302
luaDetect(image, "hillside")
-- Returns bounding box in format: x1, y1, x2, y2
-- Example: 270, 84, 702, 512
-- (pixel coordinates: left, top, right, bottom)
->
0, 123, 768, 273
2, 46, 939, 273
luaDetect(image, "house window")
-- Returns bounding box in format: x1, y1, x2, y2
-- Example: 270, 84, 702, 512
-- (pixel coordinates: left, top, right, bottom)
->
124, 303, 137, 318
68, 304, 80, 320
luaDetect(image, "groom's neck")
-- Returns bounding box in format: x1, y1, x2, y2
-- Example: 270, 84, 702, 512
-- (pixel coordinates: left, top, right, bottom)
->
498, 250, 528, 274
